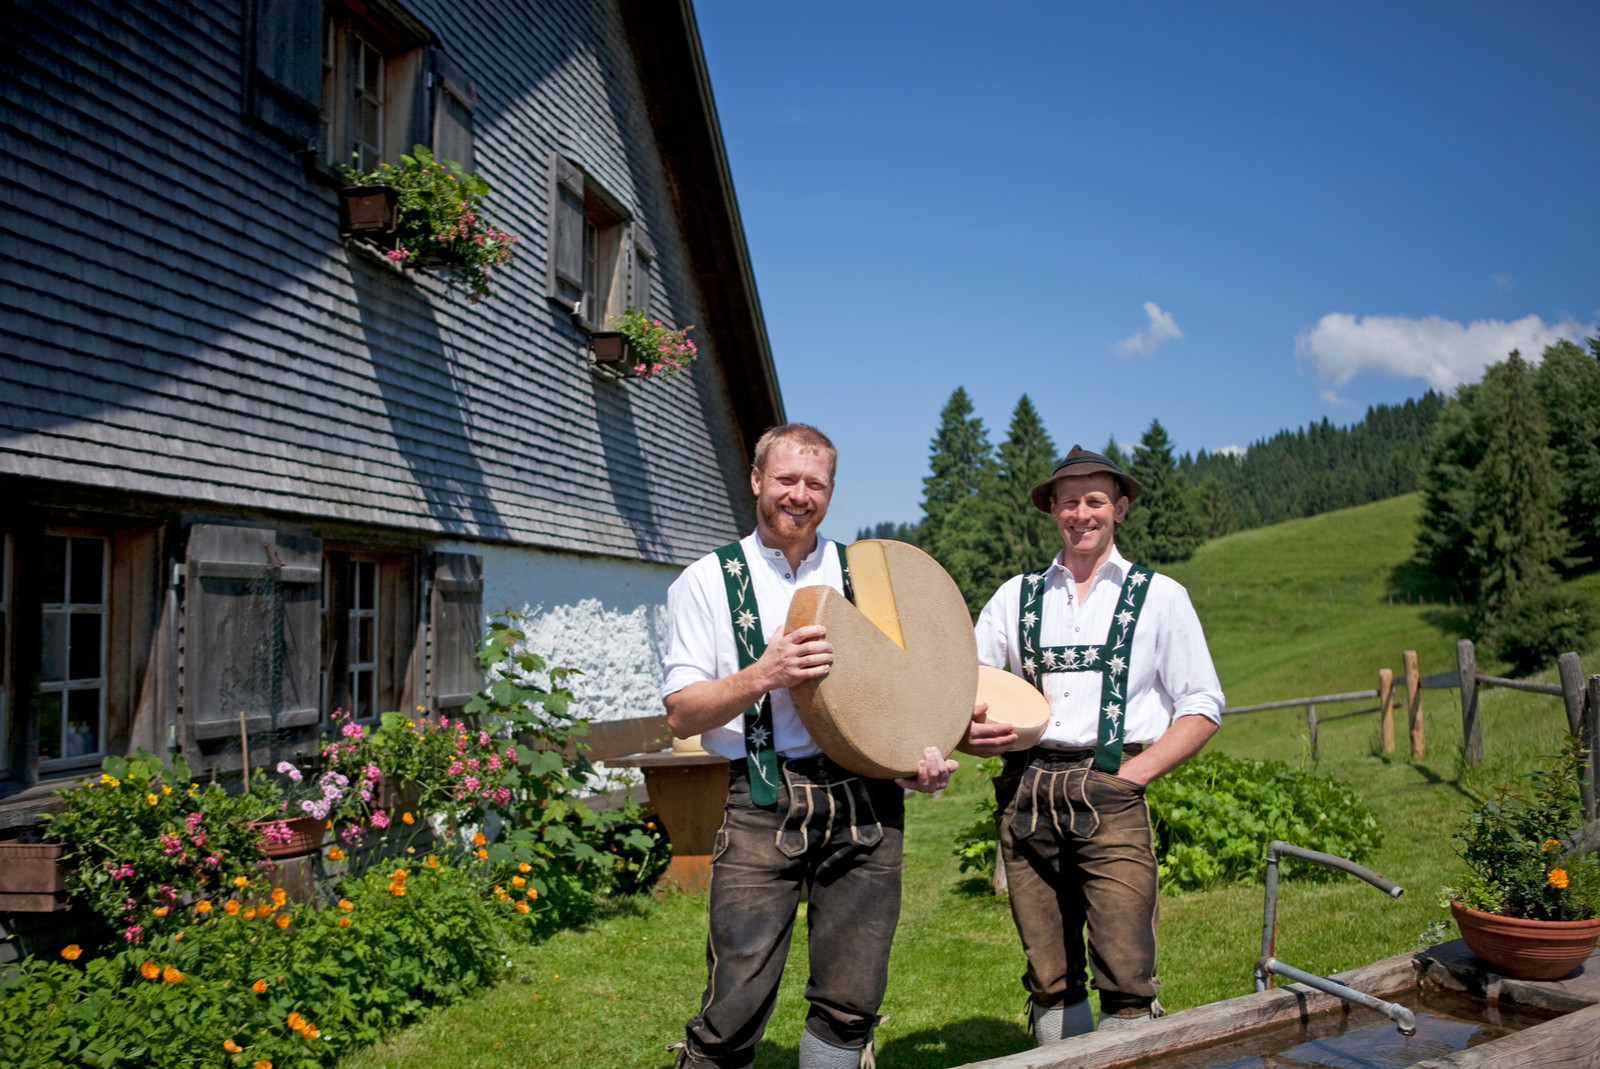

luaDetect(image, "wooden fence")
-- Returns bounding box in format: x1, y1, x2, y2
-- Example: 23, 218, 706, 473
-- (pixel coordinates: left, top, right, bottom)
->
1222, 641, 1598, 820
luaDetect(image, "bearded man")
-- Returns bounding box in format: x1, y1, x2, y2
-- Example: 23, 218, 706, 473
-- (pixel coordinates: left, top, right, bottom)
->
974, 446, 1223, 1043
662, 424, 1004, 1069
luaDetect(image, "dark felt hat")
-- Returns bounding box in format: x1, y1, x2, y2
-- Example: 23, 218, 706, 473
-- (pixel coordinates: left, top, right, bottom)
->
1028, 445, 1144, 512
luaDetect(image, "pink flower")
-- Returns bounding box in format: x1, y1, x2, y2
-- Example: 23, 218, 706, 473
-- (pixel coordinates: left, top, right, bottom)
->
340, 824, 366, 844
467, 758, 480, 772
505, 746, 518, 764
448, 761, 464, 776
123, 925, 144, 943
122, 897, 137, 913
204, 853, 222, 867
364, 763, 381, 781
386, 247, 410, 262
185, 812, 204, 831
370, 810, 390, 829
342, 722, 363, 739
478, 731, 490, 747
108, 861, 135, 880
439, 717, 450, 729
160, 834, 183, 856
487, 754, 501, 772
345, 742, 358, 754
463, 775, 480, 792
493, 787, 512, 806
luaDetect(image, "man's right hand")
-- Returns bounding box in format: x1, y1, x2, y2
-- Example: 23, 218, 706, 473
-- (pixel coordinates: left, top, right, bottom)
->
957, 703, 1018, 757
754, 624, 833, 691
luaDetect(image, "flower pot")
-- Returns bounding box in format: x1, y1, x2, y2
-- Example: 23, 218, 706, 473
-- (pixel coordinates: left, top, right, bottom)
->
0, 841, 70, 912
588, 332, 647, 379
1451, 900, 1600, 980
250, 817, 327, 860
338, 184, 400, 240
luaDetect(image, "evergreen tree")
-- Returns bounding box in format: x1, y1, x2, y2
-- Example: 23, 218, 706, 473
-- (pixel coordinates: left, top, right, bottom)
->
919, 387, 993, 538
854, 521, 921, 545
1414, 384, 1487, 598
1531, 338, 1600, 574
1103, 435, 1131, 473
1103, 434, 1146, 562
1125, 419, 1205, 564
1194, 475, 1237, 539
989, 395, 1060, 578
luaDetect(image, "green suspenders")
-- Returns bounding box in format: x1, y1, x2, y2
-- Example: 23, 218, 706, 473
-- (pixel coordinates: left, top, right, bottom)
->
1018, 564, 1155, 773
714, 539, 853, 806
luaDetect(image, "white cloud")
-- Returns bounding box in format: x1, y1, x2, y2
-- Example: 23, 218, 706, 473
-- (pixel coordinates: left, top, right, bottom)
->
1213, 444, 1246, 458
1114, 302, 1183, 357
1491, 273, 1514, 293
1295, 313, 1595, 391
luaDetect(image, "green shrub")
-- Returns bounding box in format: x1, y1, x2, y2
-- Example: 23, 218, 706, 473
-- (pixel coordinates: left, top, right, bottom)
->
1148, 751, 1382, 890
1485, 582, 1595, 676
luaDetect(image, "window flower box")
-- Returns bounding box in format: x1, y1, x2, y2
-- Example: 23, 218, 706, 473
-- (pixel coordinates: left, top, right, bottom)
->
588, 331, 647, 379
250, 816, 327, 860
338, 184, 400, 241
0, 840, 70, 912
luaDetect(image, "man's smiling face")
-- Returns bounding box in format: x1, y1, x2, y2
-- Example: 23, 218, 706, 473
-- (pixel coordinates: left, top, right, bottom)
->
751, 442, 833, 547
1051, 472, 1128, 561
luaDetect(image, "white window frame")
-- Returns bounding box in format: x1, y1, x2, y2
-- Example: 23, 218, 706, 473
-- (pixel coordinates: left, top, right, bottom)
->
38, 532, 109, 773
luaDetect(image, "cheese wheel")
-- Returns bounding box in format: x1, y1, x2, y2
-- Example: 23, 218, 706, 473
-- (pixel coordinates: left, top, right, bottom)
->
975, 665, 1051, 751
786, 540, 978, 778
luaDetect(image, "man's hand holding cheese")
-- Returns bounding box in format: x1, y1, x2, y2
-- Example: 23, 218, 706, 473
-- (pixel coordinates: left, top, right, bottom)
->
976, 445, 1224, 1045
661, 424, 959, 1069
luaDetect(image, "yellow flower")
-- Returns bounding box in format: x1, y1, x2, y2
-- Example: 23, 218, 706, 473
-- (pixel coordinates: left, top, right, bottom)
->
195, 900, 213, 915
275, 913, 291, 929
162, 965, 184, 984
1549, 868, 1570, 889
234, 876, 249, 889
100, 774, 121, 787
402, 812, 414, 824
140, 960, 161, 980
187, 785, 198, 797
515, 901, 529, 913
327, 847, 345, 861
252, 978, 268, 993
225, 899, 240, 915
338, 898, 354, 911
476, 848, 488, 859
224, 1038, 242, 1053
473, 831, 487, 847
147, 793, 159, 806
61, 944, 82, 960
153, 906, 169, 917
270, 888, 287, 907
518, 862, 531, 873
162, 784, 172, 795
512, 876, 525, 887
1544, 838, 1562, 851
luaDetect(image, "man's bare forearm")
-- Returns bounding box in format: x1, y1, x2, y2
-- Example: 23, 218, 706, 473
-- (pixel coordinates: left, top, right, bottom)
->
1116, 714, 1217, 787
665, 669, 770, 738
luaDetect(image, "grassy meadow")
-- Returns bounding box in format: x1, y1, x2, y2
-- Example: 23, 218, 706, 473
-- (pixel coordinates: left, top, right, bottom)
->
342, 494, 1600, 1069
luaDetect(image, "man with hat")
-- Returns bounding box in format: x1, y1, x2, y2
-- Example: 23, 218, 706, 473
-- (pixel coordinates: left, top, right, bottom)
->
970, 444, 1224, 1042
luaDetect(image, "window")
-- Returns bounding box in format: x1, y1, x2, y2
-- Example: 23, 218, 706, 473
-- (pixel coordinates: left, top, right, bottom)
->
0, 533, 9, 775
347, 560, 379, 720
319, 549, 419, 723
318, 13, 421, 171
38, 534, 108, 769
547, 155, 655, 329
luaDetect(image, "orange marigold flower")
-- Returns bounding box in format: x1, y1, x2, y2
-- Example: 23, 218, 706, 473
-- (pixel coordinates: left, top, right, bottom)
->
61, 944, 82, 960
225, 899, 240, 915
275, 913, 290, 929
140, 961, 161, 980
1545, 838, 1561, 850
515, 901, 529, 914
234, 876, 249, 889
518, 862, 531, 873
174, 932, 183, 941
224, 1039, 242, 1053
476, 848, 488, 859
512, 876, 525, 887
402, 811, 414, 824
162, 965, 184, 983
243, 908, 258, 921
338, 898, 354, 911
426, 855, 440, 868
252, 978, 268, 993
327, 847, 345, 861
392, 868, 407, 881
302, 1026, 320, 1039
153, 906, 169, 917
527, 888, 538, 900
324, 820, 333, 830
195, 900, 213, 915
339, 916, 351, 928
286, 1012, 304, 1031
473, 832, 487, 846
270, 888, 287, 907
255, 1061, 273, 1069
389, 883, 406, 897
1549, 868, 1570, 889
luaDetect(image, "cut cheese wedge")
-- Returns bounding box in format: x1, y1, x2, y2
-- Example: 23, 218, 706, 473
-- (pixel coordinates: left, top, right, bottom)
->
786, 540, 977, 779
975, 665, 1051, 752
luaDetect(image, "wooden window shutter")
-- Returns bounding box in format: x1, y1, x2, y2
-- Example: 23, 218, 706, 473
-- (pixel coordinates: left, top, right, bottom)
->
431, 50, 477, 170
547, 153, 586, 306
427, 553, 483, 711
182, 525, 322, 775
242, 0, 324, 148
629, 223, 656, 313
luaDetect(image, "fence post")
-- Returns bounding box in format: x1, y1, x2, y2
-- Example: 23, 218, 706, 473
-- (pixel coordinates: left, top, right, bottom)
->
1587, 675, 1600, 824
1379, 668, 1395, 753
1306, 703, 1318, 761
1405, 650, 1423, 759
1559, 654, 1593, 819
1458, 639, 1481, 766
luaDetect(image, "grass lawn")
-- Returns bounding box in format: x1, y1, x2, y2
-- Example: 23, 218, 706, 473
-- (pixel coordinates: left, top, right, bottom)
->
343, 494, 1599, 1069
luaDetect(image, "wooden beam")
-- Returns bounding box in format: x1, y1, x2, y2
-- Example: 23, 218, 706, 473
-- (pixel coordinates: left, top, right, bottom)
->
1559, 653, 1593, 819
1458, 639, 1481, 766
1588, 675, 1600, 824
1305, 704, 1318, 761
1379, 668, 1395, 753
1405, 650, 1423, 760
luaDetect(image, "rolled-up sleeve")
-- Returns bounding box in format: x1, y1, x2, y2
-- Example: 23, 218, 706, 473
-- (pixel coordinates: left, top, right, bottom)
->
661, 564, 721, 699
1156, 583, 1224, 724
974, 578, 1018, 672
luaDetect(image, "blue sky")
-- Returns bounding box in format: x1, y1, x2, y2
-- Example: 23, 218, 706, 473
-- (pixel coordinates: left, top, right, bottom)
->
692, 0, 1600, 540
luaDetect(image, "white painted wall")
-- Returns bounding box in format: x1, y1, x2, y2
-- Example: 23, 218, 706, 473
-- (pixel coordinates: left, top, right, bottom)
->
433, 540, 683, 724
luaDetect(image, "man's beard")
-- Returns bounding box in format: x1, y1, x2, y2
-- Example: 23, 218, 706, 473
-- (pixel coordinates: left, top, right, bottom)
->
758, 493, 821, 542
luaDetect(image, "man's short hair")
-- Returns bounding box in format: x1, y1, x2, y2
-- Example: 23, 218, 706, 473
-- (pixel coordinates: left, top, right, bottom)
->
752, 423, 838, 482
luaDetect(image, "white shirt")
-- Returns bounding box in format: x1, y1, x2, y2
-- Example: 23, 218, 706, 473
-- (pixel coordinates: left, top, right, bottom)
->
661, 530, 846, 760
974, 546, 1223, 747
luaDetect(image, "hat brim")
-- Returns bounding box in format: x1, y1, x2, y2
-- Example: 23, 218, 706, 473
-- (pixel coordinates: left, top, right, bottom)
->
1030, 464, 1143, 512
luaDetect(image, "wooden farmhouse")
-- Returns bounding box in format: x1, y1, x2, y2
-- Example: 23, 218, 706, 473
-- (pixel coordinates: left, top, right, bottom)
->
0, 0, 782, 839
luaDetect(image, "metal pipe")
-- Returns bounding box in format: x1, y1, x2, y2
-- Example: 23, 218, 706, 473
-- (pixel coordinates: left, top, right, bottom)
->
1258, 957, 1417, 1035
1256, 841, 1403, 994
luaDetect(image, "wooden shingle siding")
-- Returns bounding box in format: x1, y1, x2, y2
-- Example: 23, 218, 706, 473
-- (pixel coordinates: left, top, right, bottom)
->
0, 0, 764, 568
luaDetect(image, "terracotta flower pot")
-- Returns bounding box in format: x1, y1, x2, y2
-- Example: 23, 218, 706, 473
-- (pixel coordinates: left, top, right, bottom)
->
1451, 900, 1600, 980
250, 817, 327, 860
